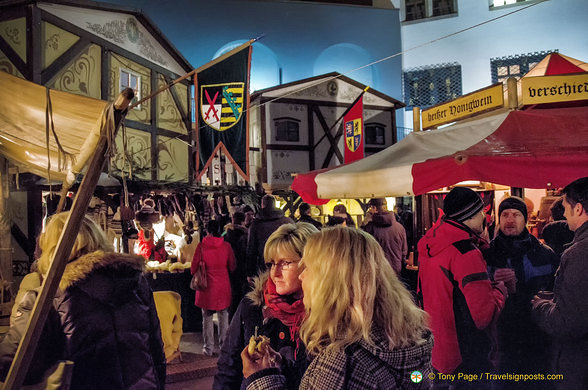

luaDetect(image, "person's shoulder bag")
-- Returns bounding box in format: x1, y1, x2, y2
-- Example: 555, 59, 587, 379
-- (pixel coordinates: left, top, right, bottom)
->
190, 245, 207, 291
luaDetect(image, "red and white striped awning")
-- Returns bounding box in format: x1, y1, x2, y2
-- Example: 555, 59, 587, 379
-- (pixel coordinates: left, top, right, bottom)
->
292, 106, 588, 204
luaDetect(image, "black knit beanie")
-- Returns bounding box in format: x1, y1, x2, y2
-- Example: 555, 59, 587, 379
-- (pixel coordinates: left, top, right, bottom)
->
443, 187, 484, 222
498, 196, 528, 222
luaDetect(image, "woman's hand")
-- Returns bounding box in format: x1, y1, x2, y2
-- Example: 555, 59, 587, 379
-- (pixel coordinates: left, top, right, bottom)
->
240, 345, 282, 378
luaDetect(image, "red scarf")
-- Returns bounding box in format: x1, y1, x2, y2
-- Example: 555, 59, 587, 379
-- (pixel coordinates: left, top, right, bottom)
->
263, 278, 306, 343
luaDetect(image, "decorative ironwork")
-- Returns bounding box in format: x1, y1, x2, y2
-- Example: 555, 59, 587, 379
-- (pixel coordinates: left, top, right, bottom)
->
403, 62, 462, 110
490, 50, 558, 83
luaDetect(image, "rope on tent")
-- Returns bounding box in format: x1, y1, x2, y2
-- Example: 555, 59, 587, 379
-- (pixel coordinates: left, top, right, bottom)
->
45, 88, 75, 197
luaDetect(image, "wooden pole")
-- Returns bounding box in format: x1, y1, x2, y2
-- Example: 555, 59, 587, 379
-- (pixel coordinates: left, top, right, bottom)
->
2, 88, 134, 390
129, 38, 256, 111
0, 157, 12, 290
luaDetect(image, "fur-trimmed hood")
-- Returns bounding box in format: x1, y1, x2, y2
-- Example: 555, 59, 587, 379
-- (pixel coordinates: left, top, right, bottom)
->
246, 271, 269, 307
59, 250, 146, 305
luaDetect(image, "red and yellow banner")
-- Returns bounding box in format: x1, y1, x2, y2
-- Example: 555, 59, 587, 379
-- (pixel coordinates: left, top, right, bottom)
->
344, 95, 364, 164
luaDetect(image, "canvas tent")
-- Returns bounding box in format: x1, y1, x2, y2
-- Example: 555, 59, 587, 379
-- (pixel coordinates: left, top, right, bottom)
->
293, 53, 588, 205
292, 105, 588, 204
0, 71, 109, 185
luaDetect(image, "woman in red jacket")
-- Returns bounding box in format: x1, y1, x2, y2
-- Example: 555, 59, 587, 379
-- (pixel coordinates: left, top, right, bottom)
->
192, 219, 236, 356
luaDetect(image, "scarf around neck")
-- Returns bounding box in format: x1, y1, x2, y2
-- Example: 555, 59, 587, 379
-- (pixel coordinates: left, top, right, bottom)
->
263, 277, 306, 342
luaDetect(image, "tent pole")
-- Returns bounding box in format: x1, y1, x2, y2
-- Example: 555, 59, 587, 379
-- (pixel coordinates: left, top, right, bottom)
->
2, 88, 134, 390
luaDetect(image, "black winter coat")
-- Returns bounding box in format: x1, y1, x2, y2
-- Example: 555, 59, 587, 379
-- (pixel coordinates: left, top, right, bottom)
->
0, 251, 166, 389
213, 274, 307, 390
484, 229, 558, 375
296, 215, 322, 230
245, 209, 293, 278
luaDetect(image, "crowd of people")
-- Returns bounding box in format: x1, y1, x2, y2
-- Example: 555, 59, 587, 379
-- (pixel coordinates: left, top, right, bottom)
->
1, 176, 587, 389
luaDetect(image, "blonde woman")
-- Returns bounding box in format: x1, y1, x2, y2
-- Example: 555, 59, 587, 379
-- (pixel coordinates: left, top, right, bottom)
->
242, 226, 432, 389
214, 222, 319, 390
0, 212, 165, 389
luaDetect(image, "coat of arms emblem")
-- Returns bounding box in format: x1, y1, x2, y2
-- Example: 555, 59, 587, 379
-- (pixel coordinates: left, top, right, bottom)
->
200, 82, 244, 131
345, 118, 362, 152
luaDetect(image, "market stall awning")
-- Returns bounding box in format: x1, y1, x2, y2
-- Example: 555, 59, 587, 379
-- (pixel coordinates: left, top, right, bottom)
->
0, 71, 108, 183
292, 106, 588, 204
523, 52, 588, 77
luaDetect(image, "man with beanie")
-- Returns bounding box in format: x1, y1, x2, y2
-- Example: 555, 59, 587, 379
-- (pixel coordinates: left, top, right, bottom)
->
532, 177, 588, 390
362, 198, 407, 274
418, 187, 507, 384
484, 196, 558, 387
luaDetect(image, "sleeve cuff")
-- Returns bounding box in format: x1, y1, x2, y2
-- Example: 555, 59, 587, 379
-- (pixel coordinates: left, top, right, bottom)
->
244, 368, 283, 389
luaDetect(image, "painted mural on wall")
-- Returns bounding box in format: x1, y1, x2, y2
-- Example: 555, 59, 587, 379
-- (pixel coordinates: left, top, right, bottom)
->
0, 50, 23, 78
86, 16, 168, 68
156, 74, 188, 134
46, 43, 102, 99
0, 17, 26, 78
0, 17, 26, 63
42, 22, 80, 69
112, 128, 152, 181
268, 150, 309, 187
157, 136, 188, 182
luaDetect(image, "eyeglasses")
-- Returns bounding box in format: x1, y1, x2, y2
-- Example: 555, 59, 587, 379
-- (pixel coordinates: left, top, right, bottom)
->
268, 260, 298, 271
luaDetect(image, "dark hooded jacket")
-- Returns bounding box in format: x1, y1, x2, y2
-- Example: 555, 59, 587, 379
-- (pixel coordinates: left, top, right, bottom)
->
0, 251, 166, 389
362, 211, 407, 274
245, 208, 293, 278
296, 215, 322, 230
213, 273, 307, 390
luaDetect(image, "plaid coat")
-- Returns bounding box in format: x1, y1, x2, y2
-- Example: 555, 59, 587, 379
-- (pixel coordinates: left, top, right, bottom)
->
246, 327, 433, 390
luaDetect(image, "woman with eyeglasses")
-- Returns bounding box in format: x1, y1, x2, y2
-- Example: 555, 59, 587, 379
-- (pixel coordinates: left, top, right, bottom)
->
214, 222, 319, 390
241, 226, 433, 389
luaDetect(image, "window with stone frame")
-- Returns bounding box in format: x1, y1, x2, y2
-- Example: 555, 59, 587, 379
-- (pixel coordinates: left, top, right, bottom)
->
365, 123, 386, 145
490, 50, 557, 84
403, 63, 462, 110
120, 68, 141, 108
404, 0, 457, 22
274, 117, 300, 142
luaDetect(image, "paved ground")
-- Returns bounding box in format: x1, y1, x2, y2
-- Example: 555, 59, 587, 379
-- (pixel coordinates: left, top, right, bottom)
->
166, 375, 214, 389
166, 332, 217, 389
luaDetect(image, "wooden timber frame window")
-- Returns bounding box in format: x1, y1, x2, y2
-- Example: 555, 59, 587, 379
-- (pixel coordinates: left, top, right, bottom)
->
365, 123, 386, 145
274, 117, 300, 142
120, 68, 141, 109
403, 0, 457, 22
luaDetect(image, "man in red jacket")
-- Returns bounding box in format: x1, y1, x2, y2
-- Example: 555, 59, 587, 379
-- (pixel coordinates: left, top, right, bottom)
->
418, 187, 507, 386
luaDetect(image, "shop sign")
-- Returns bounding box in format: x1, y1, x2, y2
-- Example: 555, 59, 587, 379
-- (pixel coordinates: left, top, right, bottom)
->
521, 73, 588, 105
422, 84, 504, 130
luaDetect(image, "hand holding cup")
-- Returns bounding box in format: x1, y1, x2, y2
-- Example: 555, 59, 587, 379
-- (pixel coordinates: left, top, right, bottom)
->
494, 268, 517, 294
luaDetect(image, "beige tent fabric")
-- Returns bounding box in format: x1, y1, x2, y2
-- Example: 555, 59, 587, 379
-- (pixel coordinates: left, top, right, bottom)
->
0, 71, 108, 183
